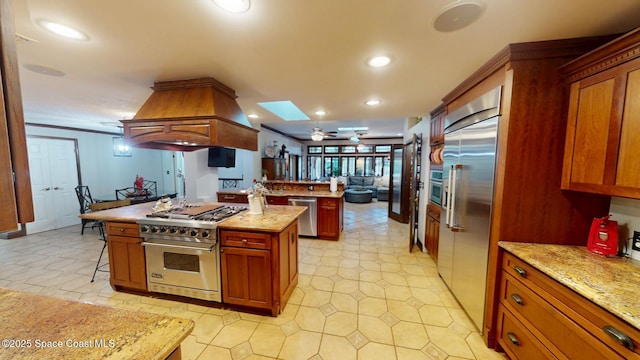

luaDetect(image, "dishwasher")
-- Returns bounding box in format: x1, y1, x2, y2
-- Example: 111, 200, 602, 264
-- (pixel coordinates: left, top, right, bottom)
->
288, 198, 317, 237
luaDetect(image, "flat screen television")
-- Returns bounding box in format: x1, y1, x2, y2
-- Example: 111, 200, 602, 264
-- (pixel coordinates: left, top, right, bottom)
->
207, 147, 236, 168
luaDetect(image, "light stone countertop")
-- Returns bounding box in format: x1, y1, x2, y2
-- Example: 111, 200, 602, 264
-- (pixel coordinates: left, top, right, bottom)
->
499, 241, 640, 330
79, 202, 306, 233
217, 204, 307, 232
0, 288, 193, 360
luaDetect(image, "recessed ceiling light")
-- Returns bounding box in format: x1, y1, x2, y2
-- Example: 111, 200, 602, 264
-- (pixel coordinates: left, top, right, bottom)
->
36, 19, 88, 40
213, 0, 251, 13
367, 56, 391, 68
314, 110, 326, 116
365, 99, 381, 106
248, 114, 259, 119
433, 1, 485, 32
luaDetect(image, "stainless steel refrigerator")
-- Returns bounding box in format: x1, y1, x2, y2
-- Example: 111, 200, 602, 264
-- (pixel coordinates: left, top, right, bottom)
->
438, 86, 500, 333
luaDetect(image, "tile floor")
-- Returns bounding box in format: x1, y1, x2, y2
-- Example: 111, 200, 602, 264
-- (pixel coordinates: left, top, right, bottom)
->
0, 200, 506, 360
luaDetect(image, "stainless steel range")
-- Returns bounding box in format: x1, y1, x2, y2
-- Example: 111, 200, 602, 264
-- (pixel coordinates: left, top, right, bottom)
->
137, 204, 246, 302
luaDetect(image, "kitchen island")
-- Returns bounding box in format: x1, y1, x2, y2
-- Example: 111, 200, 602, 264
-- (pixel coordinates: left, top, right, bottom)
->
0, 287, 193, 360
79, 202, 305, 316
496, 242, 640, 359
218, 180, 345, 240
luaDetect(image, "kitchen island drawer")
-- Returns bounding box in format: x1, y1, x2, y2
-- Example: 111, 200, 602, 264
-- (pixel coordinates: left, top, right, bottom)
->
220, 230, 271, 249
106, 221, 140, 237
501, 272, 622, 359
496, 306, 555, 360
217, 193, 248, 203
502, 251, 640, 359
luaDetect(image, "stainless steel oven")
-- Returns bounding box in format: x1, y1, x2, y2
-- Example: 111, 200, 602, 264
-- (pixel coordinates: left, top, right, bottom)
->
143, 240, 222, 302
429, 169, 443, 206
137, 204, 247, 302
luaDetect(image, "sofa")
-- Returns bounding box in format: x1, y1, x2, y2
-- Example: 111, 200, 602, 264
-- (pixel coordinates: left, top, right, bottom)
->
340, 175, 389, 199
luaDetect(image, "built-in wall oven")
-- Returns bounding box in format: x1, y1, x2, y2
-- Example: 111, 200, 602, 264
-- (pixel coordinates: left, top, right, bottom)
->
137, 205, 246, 302
429, 169, 443, 206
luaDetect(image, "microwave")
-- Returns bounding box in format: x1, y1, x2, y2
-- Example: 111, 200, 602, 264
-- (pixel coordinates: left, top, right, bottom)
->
429, 170, 443, 206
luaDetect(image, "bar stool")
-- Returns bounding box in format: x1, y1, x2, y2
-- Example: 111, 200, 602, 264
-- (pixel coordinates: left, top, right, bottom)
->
88, 199, 131, 282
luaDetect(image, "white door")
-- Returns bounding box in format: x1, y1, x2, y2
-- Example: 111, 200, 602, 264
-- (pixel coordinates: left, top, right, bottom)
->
27, 137, 80, 234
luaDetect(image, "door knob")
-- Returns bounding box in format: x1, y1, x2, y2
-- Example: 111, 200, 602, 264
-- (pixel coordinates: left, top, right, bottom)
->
54, 186, 64, 190
42, 187, 51, 191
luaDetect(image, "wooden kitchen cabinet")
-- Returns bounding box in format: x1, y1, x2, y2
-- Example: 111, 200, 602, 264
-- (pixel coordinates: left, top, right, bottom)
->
561, 28, 640, 198
317, 197, 343, 240
105, 221, 147, 291
425, 203, 440, 262
262, 158, 287, 180
265, 195, 289, 205
497, 251, 639, 359
429, 104, 445, 146
217, 192, 248, 203
0, 0, 34, 234
219, 220, 298, 316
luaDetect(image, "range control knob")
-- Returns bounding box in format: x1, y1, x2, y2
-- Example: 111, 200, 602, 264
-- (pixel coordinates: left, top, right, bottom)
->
201, 230, 210, 238
140, 225, 150, 233
150, 226, 160, 233
179, 227, 188, 234
159, 226, 168, 233
169, 227, 178, 234
190, 229, 199, 237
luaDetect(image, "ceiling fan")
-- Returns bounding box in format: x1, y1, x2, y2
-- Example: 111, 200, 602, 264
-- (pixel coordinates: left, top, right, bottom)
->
310, 127, 337, 141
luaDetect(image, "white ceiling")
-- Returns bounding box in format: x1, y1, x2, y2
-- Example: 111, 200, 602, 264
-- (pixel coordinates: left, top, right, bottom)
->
11, 0, 640, 141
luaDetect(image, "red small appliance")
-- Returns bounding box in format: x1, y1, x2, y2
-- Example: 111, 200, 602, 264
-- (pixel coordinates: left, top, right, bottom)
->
587, 215, 618, 256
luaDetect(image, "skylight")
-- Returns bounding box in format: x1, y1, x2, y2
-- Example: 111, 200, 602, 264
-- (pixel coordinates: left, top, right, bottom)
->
258, 101, 310, 121
337, 127, 369, 132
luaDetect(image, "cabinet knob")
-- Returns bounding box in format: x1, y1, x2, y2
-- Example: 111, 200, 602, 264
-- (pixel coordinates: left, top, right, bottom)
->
603, 325, 635, 350
507, 332, 520, 347
220, 249, 224, 253
242, 239, 248, 244
510, 294, 524, 305
119, 228, 125, 233
513, 266, 527, 278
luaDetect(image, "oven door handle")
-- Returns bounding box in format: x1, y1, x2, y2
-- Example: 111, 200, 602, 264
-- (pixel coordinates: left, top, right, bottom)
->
141, 242, 216, 252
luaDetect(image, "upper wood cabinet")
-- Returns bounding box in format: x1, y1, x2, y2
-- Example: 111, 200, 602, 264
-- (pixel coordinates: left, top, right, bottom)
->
0, 0, 34, 233
429, 104, 445, 146
262, 158, 286, 180
561, 28, 640, 198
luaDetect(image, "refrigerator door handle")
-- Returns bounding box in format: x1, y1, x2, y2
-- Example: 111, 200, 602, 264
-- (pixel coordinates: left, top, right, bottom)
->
450, 164, 464, 232
445, 165, 454, 227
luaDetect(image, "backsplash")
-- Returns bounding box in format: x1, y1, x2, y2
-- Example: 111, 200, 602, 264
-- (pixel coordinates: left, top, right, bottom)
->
610, 197, 640, 260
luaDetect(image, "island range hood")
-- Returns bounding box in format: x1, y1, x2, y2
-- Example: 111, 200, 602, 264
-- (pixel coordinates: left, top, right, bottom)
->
120, 77, 258, 152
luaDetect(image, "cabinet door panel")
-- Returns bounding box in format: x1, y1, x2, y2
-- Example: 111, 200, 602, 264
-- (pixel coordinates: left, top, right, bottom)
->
616, 68, 640, 187
570, 78, 615, 185
221, 246, 272, 309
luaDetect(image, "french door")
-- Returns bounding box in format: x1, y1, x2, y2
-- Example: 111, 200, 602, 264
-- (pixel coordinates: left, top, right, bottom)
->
27, 137, 80, 234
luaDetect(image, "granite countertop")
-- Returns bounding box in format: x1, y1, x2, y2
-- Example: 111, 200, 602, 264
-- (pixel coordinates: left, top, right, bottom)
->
217, 187, 344, 199
0, 288, 193, 359
79, 202, 306, 233
218, 205, 307, 232
267, 190, 344, 198
499, 242, 640, 330
79, 202, 156, 223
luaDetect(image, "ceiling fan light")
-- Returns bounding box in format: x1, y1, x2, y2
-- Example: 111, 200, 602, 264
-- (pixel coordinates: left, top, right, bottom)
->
311, 133, 324, 141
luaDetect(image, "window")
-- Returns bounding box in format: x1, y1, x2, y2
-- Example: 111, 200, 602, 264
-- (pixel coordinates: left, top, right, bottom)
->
341, 145, 356, 154
341, 157, 356, 176
324, 146, 339, 154
308, 156, 322, 180
324, 156, 340, 177
306, 143, 394, 179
